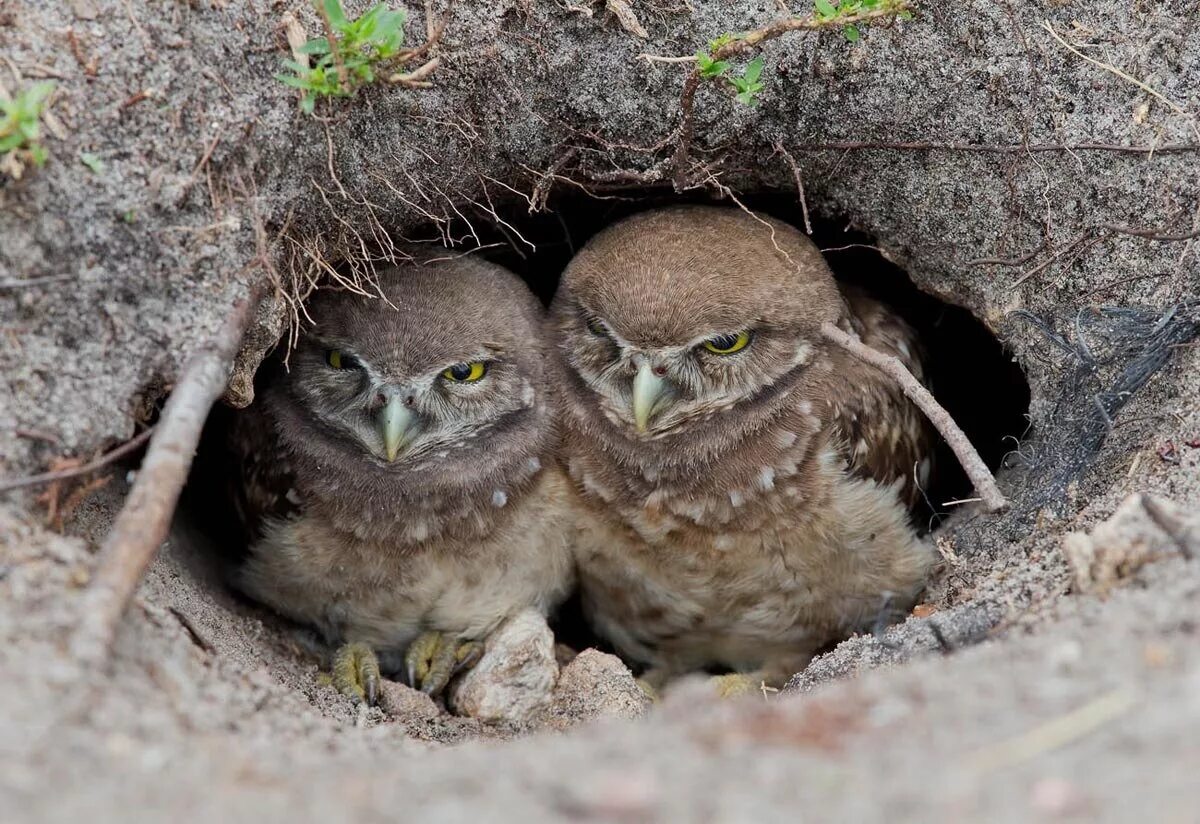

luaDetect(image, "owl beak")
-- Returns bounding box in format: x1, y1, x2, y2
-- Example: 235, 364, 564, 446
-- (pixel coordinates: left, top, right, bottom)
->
379, 395, 415, 462
632, 361, 672, 432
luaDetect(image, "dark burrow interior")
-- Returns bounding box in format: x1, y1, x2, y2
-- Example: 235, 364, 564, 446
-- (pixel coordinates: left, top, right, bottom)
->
178, 187, 1032, 682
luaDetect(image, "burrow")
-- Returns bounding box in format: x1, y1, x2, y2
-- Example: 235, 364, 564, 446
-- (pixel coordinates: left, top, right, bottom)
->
141, 185, 1038, 723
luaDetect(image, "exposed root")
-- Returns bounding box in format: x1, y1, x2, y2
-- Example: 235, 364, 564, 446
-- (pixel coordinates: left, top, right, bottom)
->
820, 321, 1009, 513
70, 288, 262, 666
0, 428, 154, 495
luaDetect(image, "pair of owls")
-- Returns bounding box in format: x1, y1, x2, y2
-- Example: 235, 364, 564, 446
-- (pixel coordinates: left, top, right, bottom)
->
229, 206, 936, 705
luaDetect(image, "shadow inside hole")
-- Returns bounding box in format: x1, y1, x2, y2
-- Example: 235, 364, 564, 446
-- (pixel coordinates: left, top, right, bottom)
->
182, 185, 1032, 666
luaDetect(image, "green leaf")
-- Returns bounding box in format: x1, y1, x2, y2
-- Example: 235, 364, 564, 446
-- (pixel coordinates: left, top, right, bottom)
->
743, 56, 763, 84
814, 0, 837, 18
30, 143, 48, 166
697, 51, 730, 78
301, 94, 316, 114
297, 38, 331, 55
843, 24, 860, 41
79, 151, 105, 174
323, 0, 348, 29
26, 81, 56, 106
708, 33, 734, 51
898, 9, 913, 19
275, 73, 313, 89
0, 134, 22, 152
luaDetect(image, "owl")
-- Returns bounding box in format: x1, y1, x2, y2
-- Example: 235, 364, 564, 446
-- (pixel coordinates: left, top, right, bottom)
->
550, 206, 936, 689
227, 257, 574, 705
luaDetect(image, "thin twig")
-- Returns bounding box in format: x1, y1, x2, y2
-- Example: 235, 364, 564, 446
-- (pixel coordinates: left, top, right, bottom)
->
782, 141, 1200, 155
772, 141, 812, 234
1041, 20, 1188, 117
316, 2, 349, 91
967, 240, 1049, 267
820, 321, 1008, 513
0, 428, 154, 494
1140, 494, 1196, 560
968, 688, 1137, 773
1011, 230, 1096, 288
0, 274, 74, 289
70, 288, 261, 665
1103, 223, 1200, 242
711, 2, 912, 60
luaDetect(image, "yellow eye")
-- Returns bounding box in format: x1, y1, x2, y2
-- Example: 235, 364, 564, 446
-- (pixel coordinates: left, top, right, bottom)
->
326, 349, 361, 369
701, 331, 752, 355
442, 361, 487, 382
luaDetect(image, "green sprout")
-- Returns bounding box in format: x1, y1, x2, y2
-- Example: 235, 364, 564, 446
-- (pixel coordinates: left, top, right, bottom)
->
814, 0, 913, 42
694, 44, 765, 106
0, 82, 55, 174
695, 51, 730, 79
729, 57, 764, 106
276, 0, 407, 114
80, 151, 105, 174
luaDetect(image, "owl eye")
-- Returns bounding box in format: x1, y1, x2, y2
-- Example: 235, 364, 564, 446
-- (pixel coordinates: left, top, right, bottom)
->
441, 361, 488, 383
701, 331, 752, 355
326, 349, 360, 370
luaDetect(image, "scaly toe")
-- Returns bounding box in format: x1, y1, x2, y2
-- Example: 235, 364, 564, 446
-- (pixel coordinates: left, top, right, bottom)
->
710, 673, 758, 700
404, 631, 442, 691
331, 642, 381, 706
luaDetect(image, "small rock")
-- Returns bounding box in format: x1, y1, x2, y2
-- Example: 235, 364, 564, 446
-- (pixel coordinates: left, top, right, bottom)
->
1063, 493, 1197, 595
377, 679, 440, 720
538, 648, 650, 729
450, 608, 557, 724
70, 0, 99, 20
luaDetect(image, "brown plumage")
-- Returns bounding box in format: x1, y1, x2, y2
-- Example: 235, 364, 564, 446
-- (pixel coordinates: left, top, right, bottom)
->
550, 206, 935, 685
228, 257, 573, 704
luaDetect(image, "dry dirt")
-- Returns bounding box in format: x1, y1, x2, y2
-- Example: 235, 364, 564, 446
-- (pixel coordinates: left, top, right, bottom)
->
2, 0, 1199, 821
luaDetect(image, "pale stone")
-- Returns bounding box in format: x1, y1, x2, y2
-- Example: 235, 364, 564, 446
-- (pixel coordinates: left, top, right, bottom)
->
450, 608, 557, 724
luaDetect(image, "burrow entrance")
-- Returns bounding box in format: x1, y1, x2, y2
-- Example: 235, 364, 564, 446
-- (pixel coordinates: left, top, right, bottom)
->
179, 187, 1031, 702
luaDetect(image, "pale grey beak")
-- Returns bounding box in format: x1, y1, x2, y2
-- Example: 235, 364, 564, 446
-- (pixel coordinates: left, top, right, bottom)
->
632, 361, 672, 432
379, 395, 416, 462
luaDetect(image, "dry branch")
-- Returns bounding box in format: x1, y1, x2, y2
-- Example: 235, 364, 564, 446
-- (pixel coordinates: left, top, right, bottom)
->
0, 427, 154, 494
820, 321, 1008, 513
70, 289, 260, 665
711, 2, 912, 61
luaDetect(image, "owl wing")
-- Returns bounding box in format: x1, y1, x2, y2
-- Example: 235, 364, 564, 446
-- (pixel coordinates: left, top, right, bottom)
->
824, 288, 933, 509
226, 400, 303, 546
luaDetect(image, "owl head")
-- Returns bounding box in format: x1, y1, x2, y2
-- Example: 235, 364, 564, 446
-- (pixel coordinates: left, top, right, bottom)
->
268, 257, 551, 489
550, 206, 845, 441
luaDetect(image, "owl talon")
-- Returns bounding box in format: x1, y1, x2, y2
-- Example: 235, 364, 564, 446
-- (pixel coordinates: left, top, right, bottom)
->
405, 632, 482, 696
331, 642, 382, 706
710, 673, 759, 700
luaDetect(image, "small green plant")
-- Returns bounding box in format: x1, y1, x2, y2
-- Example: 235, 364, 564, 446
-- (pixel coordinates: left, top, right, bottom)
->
695, 38, 765, 106
729, 57, 764, 106
690, 0, 912, 107
814, 0, 912, 42
0, 82, 55, 175
277, 0, 407, 114
80, 151, 105, 174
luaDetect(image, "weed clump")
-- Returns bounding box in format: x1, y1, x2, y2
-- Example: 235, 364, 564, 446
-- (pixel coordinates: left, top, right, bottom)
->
1, 82, 54, 179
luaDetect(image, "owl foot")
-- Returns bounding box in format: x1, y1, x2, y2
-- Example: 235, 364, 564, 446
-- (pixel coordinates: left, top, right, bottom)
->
634, 678, 660, 702
405, 631, 484, 696
710, 673, 762, 699
331, 642, 381, 706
